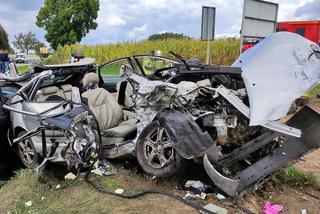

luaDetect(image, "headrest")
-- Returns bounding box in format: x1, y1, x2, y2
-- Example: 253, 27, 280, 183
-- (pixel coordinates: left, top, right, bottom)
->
40, 86, 59, 95
83, 73, 100, 88
60, 84, 72, 92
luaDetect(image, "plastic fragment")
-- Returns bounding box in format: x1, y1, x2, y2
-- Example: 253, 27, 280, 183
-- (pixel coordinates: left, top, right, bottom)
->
25, 201, 32, 207
64, 172, 76, 180
115, 189, 124, 194
200, 192, 207, 199
216, 193, 226, 200
262, 201, 283, 214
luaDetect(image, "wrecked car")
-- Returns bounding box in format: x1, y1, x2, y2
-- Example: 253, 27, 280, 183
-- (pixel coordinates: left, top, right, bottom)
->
0, 59, 99, 172
97, 32, 320, 197
0, 32, 319, 198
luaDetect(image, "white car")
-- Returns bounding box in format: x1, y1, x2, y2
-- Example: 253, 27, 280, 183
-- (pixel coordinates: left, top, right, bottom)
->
14, 53, 27, 64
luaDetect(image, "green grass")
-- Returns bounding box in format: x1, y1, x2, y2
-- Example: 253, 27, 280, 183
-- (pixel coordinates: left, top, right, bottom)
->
274, 166, 318, 187
100, 178, 122, 190
0, 167, 189, 213
307, 83, 320, 98
16, 65, 30, 73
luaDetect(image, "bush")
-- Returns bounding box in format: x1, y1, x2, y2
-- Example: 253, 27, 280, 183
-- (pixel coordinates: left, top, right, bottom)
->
148, 32, 190, 41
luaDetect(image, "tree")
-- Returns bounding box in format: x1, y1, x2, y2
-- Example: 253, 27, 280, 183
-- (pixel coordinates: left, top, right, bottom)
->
33, 41, 46, 55
148, 32, 190, 41
36, 0, 100, 49
12, 32, 40, 54
0, 24, 10, 50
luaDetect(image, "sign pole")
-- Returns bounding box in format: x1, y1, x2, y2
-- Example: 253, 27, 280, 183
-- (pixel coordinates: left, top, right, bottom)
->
206, 10, 211, 64
201, 6, 215, 64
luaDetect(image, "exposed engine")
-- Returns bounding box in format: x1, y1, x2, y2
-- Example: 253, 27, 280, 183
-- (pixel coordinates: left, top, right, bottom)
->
64, 112, 98, 170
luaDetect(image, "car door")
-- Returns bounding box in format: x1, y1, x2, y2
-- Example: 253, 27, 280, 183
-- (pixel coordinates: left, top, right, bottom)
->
133, 55, 180, 78
97, 57, 137, 93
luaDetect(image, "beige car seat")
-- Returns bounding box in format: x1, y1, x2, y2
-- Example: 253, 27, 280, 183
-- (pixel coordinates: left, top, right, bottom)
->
35, 86, 66, 101
82, 73, 137, 145
59, 84, 72, 100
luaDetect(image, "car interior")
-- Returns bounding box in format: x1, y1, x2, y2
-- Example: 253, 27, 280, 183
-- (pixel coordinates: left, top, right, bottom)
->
81, 72, 137, 146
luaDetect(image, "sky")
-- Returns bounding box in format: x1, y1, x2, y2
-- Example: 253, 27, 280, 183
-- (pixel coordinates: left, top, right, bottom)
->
0, 0, 319, 46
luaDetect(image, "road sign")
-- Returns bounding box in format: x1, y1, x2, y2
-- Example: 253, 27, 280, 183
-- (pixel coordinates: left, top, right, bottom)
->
201, 6, 216, 64
40, 47, 48, 54
201, 6, 216, 41
240, 0, 278, 52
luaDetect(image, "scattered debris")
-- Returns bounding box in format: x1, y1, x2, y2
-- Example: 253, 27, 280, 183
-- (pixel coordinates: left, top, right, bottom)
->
183, 191, 201, 200
64, 172, 77, 180
184, 180, 208, 194
91, 168, 103, 176
301, 208, 307, 214
200, 192, 207, 200
25, 201, 32, 207
215, 193, 226, 200
262, 201, 283, 214
91, 160, 117, 176
55, 184, 61, 189
202, 203, 228, 214
114, 188, 124, 194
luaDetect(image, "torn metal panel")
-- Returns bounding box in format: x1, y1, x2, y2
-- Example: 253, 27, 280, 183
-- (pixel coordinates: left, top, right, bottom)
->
158, 110, 215, 159
204, 106, 320, 197
233, 32, 320, 125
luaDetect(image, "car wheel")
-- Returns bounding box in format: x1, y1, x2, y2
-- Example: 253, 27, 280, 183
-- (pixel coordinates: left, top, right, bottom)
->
136, 121, 187, 177
16, 131, 39, 169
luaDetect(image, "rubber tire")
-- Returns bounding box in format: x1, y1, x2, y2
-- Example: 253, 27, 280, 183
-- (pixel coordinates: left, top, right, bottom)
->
136, 121, 187, 177
16, 131, 40, 169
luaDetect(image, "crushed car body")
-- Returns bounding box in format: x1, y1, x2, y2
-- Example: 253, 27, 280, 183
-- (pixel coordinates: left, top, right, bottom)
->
0, 32, 319, 198
0, 60, 99, 173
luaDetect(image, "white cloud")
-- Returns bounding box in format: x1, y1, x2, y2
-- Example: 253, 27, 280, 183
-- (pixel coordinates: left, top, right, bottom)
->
1, 0, 319, 46
128, 24, 148, 38
138, 0, 168, 10
134, 24, 148, 32
101, 15, 127, 27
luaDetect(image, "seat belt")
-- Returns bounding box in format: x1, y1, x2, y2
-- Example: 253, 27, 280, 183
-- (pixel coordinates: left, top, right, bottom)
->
118, 81, 127, 106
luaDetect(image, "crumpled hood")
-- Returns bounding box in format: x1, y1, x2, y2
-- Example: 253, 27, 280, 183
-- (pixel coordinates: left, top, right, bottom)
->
233, 32, 320, 125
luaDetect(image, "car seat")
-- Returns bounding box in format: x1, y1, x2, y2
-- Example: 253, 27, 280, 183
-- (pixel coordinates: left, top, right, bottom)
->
35, 86, 66, 101
82, 73, 137, 145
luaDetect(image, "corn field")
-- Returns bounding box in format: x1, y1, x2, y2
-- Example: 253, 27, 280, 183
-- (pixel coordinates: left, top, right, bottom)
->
46, 38, 240, 66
